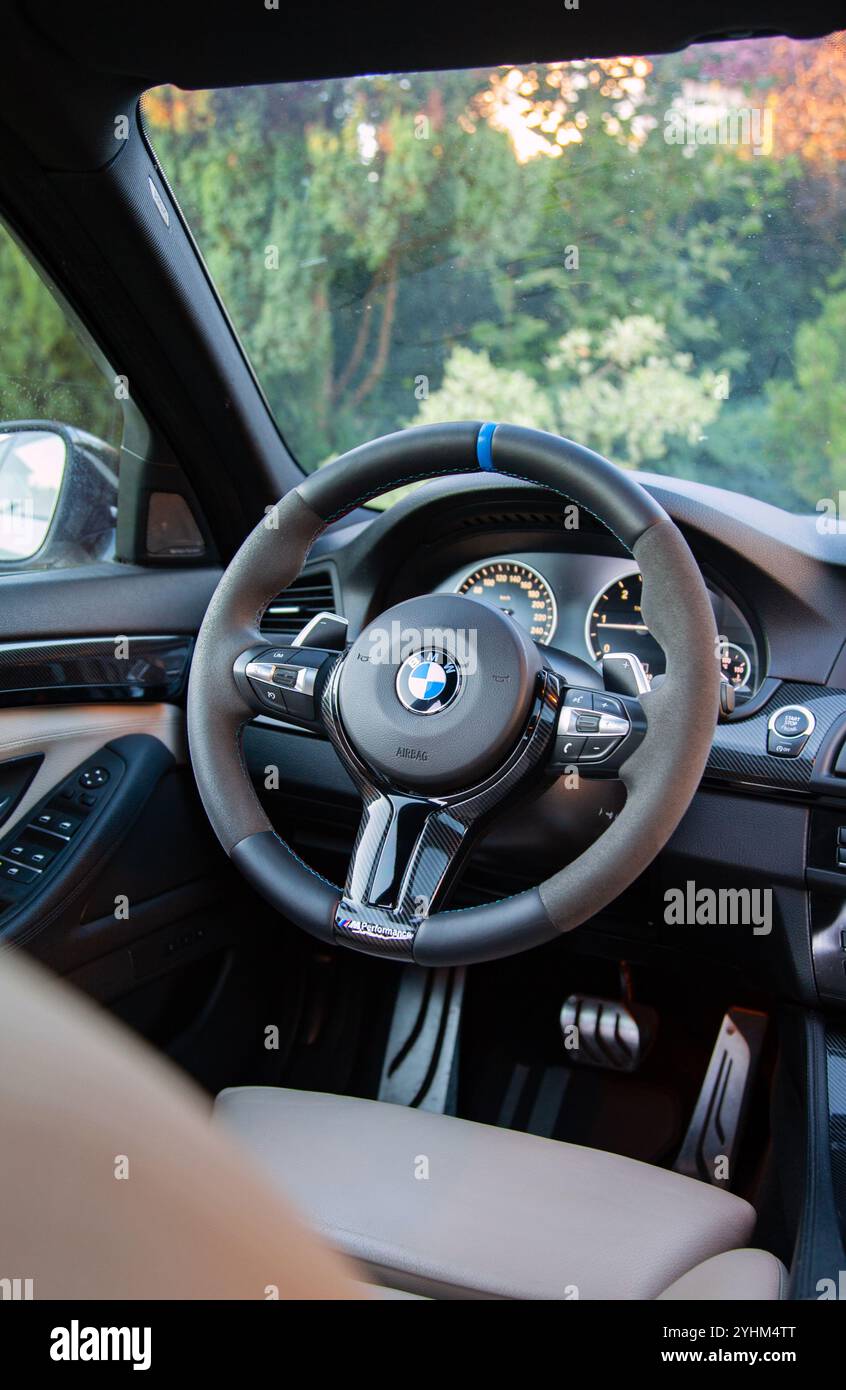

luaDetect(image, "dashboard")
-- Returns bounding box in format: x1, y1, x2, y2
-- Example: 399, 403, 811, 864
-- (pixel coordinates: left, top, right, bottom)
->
269, 467, 846, 813
439, 551, 760, 696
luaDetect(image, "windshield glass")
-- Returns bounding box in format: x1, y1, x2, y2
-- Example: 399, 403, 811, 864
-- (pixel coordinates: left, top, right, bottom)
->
143, 32, 845, 511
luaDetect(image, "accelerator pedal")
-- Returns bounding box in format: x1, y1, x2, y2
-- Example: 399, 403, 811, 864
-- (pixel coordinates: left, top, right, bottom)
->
673, 1007, 767, 1189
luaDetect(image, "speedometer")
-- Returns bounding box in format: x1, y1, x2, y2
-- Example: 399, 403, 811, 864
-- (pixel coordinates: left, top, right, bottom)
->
456, 560, 557, 645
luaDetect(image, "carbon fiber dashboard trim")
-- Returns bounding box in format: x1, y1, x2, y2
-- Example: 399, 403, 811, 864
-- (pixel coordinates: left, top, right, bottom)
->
707, 682, 846, 791
827, 1028, 846, 1248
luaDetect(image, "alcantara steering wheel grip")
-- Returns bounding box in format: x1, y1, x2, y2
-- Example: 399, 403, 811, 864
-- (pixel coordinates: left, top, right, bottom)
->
187, 422, 721, 966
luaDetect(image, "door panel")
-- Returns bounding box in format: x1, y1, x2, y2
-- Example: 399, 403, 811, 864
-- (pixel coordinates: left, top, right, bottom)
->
0, 702, 184, 839
0, 144, 286, 1098
0, 711, 261, 1096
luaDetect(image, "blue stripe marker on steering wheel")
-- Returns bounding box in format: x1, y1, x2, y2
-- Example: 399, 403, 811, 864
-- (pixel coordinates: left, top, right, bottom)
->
476, 421, 496, 471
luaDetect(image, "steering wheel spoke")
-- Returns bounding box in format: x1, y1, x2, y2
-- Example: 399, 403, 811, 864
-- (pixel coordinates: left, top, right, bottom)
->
322, 657, 561, 956
334, 792, 473, 955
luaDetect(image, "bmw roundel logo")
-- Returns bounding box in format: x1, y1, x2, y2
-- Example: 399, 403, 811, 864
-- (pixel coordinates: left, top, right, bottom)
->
396, 650, 462, 715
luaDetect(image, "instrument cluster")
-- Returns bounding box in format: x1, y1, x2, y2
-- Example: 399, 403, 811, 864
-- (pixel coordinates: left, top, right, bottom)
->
450, 555, 760, 696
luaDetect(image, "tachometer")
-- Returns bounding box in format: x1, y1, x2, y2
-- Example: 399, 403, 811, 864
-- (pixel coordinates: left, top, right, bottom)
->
456, 559, 557, 645
586, 570, 754, 690
586, 571, 664, 679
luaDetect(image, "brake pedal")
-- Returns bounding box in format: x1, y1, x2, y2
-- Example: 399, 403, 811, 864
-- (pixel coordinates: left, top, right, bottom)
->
560, 994, 656, 1072
673, 1007, 767, 1189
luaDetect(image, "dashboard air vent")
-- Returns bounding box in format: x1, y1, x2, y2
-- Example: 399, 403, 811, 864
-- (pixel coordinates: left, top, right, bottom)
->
458, 509, 608, 535
260, 569, 337, 636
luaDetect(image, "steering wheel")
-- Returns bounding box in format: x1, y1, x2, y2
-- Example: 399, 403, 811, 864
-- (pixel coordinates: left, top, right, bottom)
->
187, 422, 720, 966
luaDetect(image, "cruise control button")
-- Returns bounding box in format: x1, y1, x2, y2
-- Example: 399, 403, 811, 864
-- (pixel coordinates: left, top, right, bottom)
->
767, 731, 807, 758
773, 708, 811, 737
248, 679, 287, 711
564, 689, 594, 709
282, 689, 317, 720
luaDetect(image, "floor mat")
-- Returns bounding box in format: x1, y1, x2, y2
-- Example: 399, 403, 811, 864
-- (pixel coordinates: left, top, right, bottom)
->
456, 940, 744, 1169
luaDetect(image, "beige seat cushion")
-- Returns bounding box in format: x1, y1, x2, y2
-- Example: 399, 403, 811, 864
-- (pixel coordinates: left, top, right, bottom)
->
659, 1248, 786, 1300
357, 1282, 429, 1299
215, 1086, 763, 1300
0, 950, 361, 1299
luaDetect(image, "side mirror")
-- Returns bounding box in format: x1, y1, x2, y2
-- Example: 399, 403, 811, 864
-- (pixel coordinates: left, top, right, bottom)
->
0, 421, 118, 568
0, 425, 66, 561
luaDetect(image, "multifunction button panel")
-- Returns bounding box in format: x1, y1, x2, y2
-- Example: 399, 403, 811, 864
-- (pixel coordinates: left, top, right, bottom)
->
241, 646, 331, 722
0, 750, 122, 914
550, 686, 644, 774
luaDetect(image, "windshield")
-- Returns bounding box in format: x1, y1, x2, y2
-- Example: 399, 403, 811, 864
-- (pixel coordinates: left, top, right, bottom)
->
143, 32, 845, 512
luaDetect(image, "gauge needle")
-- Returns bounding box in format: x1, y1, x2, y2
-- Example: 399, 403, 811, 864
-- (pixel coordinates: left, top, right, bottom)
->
596, 622, 649, 632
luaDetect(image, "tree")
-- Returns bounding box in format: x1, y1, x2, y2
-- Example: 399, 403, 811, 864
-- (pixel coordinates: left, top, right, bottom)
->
766, 278, 846, 504
410, 316, 721, 469
132, 32, 846, 515
411, 345, 555, 431
0, 227, 120, 441
549, 317, 721, 465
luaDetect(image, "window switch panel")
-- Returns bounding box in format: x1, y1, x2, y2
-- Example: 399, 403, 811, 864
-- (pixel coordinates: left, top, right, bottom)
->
31, 808, 81, 839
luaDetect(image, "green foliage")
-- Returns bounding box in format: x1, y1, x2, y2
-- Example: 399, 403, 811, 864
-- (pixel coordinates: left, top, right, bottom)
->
411, 346, 555, 432
550, 318, 722, 466
140, 57, 845, 504
766, 281, 846, 504
0, 42, 830, 513
0, 227, 121, 442
411, 316, 722, 468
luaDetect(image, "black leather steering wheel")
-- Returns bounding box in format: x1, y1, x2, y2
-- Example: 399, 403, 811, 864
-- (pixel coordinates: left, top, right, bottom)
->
187, 422, 720, 965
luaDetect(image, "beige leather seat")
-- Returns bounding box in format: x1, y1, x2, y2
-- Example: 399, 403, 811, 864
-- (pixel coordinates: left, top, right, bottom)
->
214, 1086, 786, 1300
0, 947, 785, 1300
